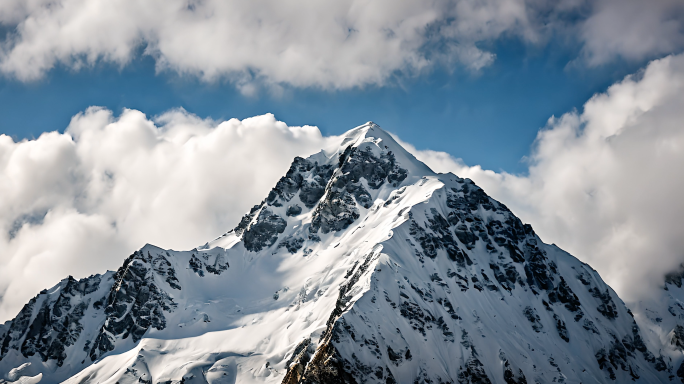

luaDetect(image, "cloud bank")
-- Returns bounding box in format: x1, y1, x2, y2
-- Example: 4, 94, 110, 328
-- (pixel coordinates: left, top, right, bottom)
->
0, 0, 683, 89
0, 110, 329, 321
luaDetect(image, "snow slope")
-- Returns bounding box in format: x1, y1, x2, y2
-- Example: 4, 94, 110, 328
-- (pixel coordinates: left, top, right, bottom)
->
628, 268, 684, 382
0, 123, 677, 383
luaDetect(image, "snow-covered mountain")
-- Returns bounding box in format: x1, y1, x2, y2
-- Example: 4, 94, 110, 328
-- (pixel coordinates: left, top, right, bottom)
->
0, 123, 680, 383
628, 268, 684, 382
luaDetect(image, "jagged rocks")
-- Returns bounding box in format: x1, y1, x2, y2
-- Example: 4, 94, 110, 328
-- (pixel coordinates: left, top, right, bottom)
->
185, 251, 229, 276
283, 339, 315, 384
89, 251, 176, 361
522, 240, 554, 292
547, 277, 581, 312
337, 145, 408, 190
485, 219, 526, 263
523, 306, 543, 333
205, 254, 229, 275
446, 181, 498, 219
299, 168, 334, 208
267, 157, 335, 209
409, 209, 471, 267
286, 342, 358, 384
0, 274, 106, 367
386, 346, 403, 364
311, 190, 360, 234
242, 208, 288, 252
279, 236, 306, 254
454, 223, 478, 250
479, 270, 499, 291
503, 359, 527, 384
671, 325, 684, 350
455, 331, 493, 384
437, 297, 460, 320
458, 355, 492, 384
234, 203, 262, 236
21, 292, 89, 365
287, 204, 303, 216
150, 251, 183, 287
1, 299, 37, 358
665, 265, 684, 288
589, 287, 619, 320
310, 144, 409, 236
399, 301, 435, 336
595, 333, 656, 381
189, 254, 204, 276
582, 319, 600, 334
553, 314, 569, 342
489, 263, 522, 291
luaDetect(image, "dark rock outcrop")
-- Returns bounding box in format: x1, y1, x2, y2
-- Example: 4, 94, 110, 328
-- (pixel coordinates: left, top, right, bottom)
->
242, 208, 288, 252
89, 251, 177, 361
0, 274, 107, 367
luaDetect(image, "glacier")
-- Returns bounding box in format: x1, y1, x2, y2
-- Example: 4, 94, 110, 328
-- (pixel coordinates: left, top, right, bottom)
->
1, 122, 683, 383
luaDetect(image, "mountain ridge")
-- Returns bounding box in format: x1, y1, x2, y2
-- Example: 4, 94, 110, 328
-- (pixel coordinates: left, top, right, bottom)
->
0, 122, 681, 384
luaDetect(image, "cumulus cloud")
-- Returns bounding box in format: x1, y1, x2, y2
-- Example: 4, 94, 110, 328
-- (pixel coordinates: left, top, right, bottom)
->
2, 0, 681, 89
578, 0, 684, 66
0, 110, 330, 321
403, 53, 684, 302
0, 0, 682, 88
0, 0, 540, 88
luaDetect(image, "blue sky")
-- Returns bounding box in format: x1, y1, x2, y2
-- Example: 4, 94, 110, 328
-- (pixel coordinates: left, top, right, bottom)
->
0, 37, 651, 174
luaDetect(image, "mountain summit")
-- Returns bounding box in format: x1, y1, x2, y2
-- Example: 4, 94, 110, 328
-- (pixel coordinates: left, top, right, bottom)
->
0, 123, 678, 383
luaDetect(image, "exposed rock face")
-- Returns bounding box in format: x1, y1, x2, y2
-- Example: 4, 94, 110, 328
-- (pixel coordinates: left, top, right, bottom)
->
0, 122, 675, 383
267, 157, 335, 209
0, 275, 104, 367
502, 358, 527, 384
241, 207, 288, 252
88, 250, 178, 362
309, 145, 408, 236
310, 189, 360, 235
0, 272, 113, 381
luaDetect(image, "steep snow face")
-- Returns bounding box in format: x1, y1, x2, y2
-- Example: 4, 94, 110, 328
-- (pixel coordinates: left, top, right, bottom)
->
0, 122, 674, 383
628, 269, 684, 382
294, 175, 668, 383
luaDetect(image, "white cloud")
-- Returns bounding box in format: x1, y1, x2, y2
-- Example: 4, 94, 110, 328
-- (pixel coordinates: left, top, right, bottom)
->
404, 53, 684, 303
0, 109, 330, 321
1, 0, 683, 87
0, 0, 540, 88
578, 0, 684, 66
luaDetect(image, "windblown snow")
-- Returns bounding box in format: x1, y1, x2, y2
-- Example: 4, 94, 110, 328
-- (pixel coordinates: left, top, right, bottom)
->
1, 123, 683, 383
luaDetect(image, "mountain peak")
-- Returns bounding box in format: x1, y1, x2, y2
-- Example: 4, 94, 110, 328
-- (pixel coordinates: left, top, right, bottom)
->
334, 121, 397, 148
316, 121, 434, 178
0, 122, 676, 384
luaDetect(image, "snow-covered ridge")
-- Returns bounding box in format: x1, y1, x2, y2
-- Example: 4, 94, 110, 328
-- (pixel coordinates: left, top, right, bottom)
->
0, 122, 681, 383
